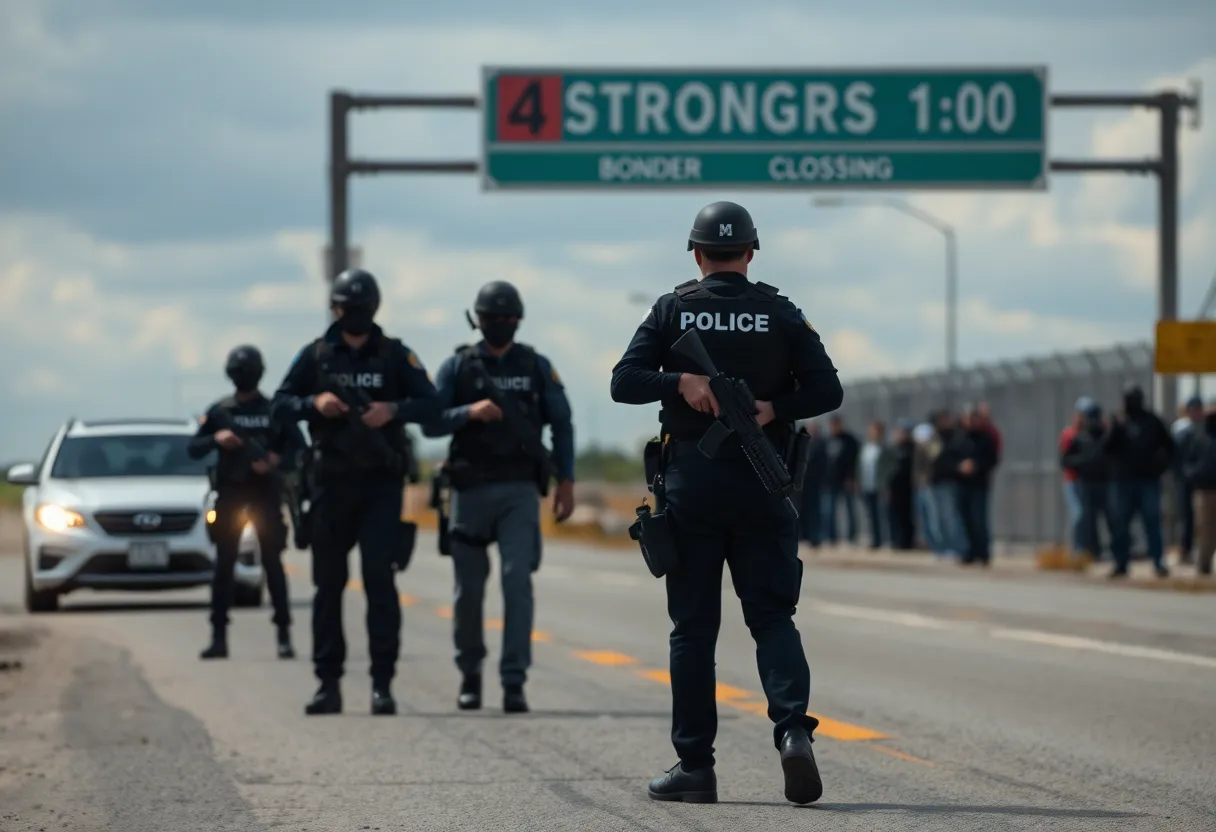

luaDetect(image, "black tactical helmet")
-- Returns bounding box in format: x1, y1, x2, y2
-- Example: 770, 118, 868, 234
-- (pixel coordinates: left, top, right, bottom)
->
687, 201, 759, 251
330, 268, 380, 312
473, 280, 524, 318
225, 345, 264, 384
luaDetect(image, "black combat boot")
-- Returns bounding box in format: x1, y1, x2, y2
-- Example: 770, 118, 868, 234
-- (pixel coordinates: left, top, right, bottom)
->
371, 683, 396, 716
199, 629, 228, 660
779, 726, 823, 805
457, 675, 482, 711
304, 681, 342, 715
503, 683, 528, 714
646, 763, 717, 803
276, 627, 295, 659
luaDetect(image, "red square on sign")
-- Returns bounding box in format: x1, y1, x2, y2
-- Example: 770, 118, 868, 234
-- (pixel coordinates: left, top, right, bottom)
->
495, 75, 563, 142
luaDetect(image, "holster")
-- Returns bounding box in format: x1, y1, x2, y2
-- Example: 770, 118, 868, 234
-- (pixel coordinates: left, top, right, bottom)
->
394, 520, 418, 572
429, 472, 453, 556
786, 428, 812, 493
629, 437, 679, 579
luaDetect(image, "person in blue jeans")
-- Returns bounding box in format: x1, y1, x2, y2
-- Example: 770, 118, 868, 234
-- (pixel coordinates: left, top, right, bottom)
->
1104, 384, 1175, 579
927, 410, 969, 559
820, 416, 859, 545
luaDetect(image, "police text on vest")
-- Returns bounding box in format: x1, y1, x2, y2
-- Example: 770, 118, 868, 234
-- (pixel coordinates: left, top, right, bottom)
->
680, 311, 769, 332
333, 372, 384, 388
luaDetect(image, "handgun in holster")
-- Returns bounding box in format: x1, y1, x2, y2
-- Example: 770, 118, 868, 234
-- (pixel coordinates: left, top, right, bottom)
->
786, 429, 812, 493
629, 436, 680, 579
429, 467, 453, 556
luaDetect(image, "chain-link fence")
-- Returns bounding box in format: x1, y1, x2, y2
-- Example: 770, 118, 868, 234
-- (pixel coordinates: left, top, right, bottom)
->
833, 342, 1156, 548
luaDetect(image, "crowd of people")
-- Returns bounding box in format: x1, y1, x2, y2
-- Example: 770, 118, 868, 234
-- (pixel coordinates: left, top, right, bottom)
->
796, 402, 1002, 567
1059, 386, 1216, 578
794, 383, 1216, 579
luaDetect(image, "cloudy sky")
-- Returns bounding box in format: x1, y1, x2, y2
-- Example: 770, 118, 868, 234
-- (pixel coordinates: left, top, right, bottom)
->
1, 0, 1214, 463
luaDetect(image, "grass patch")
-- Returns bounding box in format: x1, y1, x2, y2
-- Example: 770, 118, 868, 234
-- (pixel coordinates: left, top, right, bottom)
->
0, 482, 24, 508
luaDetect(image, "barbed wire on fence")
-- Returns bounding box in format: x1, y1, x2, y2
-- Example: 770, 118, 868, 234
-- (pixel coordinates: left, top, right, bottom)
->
829, 341, 1155, 547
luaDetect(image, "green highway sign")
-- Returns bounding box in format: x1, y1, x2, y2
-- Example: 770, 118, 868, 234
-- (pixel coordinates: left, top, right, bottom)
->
480, 67, 1049, 190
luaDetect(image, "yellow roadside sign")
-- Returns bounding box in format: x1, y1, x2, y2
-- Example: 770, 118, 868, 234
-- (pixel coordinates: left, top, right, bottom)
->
1154, 320, 1216, 374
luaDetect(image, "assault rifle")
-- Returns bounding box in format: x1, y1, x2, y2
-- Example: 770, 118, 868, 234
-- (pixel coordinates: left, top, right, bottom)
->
281, 458, 312, 550
206, 407, 281, 487
464, 352, 558, 493
321, 379, 404, 470
669, 328, 800, 519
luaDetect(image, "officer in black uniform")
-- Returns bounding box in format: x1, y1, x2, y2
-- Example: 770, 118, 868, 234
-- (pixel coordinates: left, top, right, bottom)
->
610, 202, 843, 806
189, 345, 304, 660
421, 280, 576, 714
273, 269, 439, 716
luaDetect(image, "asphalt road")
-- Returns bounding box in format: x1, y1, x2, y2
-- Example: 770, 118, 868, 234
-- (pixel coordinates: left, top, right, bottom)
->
1, 535, 1214, 831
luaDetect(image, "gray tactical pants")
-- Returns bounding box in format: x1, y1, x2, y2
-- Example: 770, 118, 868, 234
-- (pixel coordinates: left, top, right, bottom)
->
449, 481, 541, 687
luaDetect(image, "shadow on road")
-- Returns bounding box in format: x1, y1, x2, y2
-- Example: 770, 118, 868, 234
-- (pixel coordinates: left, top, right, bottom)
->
386, 709, 687, 720
719, 801, 1145, 818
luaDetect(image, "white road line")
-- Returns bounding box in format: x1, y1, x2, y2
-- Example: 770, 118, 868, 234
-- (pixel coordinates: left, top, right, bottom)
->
811, 600, 1216, 670
811, 602, 956, 630
989, 628, 1216, 670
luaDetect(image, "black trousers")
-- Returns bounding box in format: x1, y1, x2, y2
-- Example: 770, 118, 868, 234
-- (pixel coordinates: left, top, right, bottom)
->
210, 487, 290, 630
887, 485, 916, 550
663, 442, 818, 770
310, 474, 404, 686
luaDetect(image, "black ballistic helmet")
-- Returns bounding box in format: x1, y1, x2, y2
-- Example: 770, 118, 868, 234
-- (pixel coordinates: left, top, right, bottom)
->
330, 268, 381, 313
473, 280, 524, 318
225, 345, 264, 382
687, 201, 760, 251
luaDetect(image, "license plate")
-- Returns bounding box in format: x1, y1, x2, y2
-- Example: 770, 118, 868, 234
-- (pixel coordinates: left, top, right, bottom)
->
128, 541, 170, 569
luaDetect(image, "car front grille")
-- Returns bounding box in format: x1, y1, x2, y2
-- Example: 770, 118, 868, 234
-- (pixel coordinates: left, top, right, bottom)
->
93, 510, 200, 536
78, 552, 213, 574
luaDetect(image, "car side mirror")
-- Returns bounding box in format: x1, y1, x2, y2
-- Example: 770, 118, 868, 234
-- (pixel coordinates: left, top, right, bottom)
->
6, 462, 38, 486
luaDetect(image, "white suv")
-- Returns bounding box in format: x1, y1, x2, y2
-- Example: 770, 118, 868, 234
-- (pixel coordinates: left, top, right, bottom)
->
6, 417, 264, 613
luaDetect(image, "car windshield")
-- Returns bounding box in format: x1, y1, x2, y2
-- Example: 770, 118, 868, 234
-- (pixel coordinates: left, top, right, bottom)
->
49, 435, 208, 479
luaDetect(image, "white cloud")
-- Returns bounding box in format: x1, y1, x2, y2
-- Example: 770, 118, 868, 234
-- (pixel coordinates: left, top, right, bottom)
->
1, 6, 1214, 459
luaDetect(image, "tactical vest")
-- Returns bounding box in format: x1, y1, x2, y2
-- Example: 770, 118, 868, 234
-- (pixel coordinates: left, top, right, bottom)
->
659, 278, 794, 441
211, 394, 276, 489
309, 335, 407, 476
447, 342, 544, 486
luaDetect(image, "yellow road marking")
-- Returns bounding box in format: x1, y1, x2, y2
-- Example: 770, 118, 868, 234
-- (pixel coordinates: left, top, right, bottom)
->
487, 618, 503, 630
399, 593, 415, 606
347, 578, 363, 591
574, 650, 638, 666
871, 744, 936, 766
533, 631, 552, 643
436, 606, 452, 619
714, 682, 753, 701
629, 667, 888, 742
725, 699, 887, 742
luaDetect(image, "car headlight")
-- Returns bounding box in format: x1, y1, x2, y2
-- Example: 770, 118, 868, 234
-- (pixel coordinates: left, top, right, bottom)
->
206, 509, 217, 524
35, 504, 87, 532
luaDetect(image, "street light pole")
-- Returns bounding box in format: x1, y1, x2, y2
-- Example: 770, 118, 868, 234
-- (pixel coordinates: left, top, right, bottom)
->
811, 196, 959, 378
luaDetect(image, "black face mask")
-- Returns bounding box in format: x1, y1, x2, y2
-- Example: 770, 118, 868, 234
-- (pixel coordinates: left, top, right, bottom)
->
228, 369, 260, 394
480, 318, 518, 349
339, 306, 375, 335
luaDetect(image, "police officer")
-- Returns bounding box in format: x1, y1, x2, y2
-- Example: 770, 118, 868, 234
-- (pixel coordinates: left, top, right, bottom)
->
189, 345, 304, 660
421, 281, 576, 713
609, 202, 843, 805
273, 268, 439, 716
